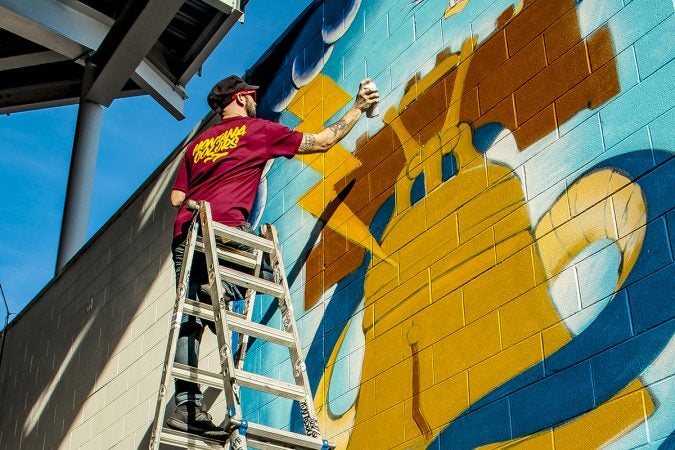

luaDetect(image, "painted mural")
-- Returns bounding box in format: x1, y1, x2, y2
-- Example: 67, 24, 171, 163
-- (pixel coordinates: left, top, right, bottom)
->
245, 0, 674, 448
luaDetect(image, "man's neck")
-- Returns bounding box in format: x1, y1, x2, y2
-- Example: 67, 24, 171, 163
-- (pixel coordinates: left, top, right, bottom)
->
220, 111, 248, 120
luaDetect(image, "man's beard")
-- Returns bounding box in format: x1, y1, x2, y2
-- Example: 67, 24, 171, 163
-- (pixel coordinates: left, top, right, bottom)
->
245, 97, 256, 117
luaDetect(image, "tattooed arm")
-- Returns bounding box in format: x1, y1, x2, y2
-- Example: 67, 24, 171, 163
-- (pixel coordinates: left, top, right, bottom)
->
297, 79, 379, 153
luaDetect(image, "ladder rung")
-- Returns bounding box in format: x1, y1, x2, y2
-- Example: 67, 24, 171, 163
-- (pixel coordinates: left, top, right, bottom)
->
159, 427, 224, 449
173, 363, 224, 390
183, 300, 295, 347
242, 421, 327, 450
183, 299, 214, 322
219, 266, 285, 298
228, 315, 295, 347
195, 238, 258, 269
160, 425, 326, 450
172, 363, 306, 402
212, 222, 275, 253
234, 369, 306, 401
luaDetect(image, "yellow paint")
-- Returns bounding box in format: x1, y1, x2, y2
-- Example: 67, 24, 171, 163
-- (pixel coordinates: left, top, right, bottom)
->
429, 226, 496, 296
554, 380, 655, 448
444, 0, 470, 19
463, 246, 535, 322
296, 10, 652, 449
290, 74, 392, 263
478, 430, 555, 449
475, 380, 655, 449
432, 312, 502, 380
373, 271, 431, 337
403, 289, 465, 354
375, 358, 415, 413
314, 320, 357, 449
468, 334, 544, 403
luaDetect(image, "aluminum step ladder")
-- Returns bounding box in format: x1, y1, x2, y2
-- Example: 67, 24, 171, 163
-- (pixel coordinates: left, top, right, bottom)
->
149, 200, 331, 450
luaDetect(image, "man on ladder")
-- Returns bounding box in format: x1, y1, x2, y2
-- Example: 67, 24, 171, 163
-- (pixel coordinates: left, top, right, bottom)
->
166, 74, 379, 437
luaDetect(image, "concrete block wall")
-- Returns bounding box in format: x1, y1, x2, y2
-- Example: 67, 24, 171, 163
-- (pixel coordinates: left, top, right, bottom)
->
0, 116, 229, 449
1, 0, 673, 449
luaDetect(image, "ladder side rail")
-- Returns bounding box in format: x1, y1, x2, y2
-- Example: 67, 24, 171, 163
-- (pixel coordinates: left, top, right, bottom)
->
149, 214, 201, 450
198, 201, 249, 450
235, 248, 264, 371
260, 224, 322, 439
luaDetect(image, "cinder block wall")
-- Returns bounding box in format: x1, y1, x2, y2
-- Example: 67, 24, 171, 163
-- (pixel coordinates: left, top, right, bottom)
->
2, 0, 673, 449
0, 114, 227, 450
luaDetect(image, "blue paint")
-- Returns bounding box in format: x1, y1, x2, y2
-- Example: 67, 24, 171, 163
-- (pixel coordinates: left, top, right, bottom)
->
411, 172, 425, 205
291, 195, 395, 431
634, 14, 675, 79
473, 122, 505, 153
624, 217, 672, 283
442, 153, 458, 181
280, 110, 302, 130
432, 149, 675, 447
437, 398, 512, 449
649, 109, 675, 165
511, 362, 595, 437
668, 210, 675, 260
629, 266, 675, 334
544, 290, 633, 374
600, 58, 675, 148
467, 361, 545, 413
591, 319, 675, 403
658, 431, 675, 450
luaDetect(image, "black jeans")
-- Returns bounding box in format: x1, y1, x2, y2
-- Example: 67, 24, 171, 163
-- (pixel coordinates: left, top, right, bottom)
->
171, 224, 271, 406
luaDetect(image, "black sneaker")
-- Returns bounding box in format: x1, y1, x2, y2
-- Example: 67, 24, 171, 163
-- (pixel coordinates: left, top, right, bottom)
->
199, 284, 213, 303
166, 403, 228, 439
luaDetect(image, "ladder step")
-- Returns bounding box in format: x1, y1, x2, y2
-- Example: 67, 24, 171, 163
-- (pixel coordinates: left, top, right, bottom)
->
159, 427, 224, 449
234, 369, 306, 401
183, 300, 295, 347
212, 222, 275, 253
159, 424, 327, 450
172, 363, 306, 401
242, 421, 328, 450
219, 266, 285, 298
173, 363, 223, 390
195, 238, 258, 269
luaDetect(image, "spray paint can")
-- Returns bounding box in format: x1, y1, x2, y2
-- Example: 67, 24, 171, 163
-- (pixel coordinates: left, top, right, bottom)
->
364, 81, 379, 118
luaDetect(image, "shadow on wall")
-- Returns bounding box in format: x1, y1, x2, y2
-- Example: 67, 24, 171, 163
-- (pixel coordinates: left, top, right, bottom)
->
0, 113, 219, 449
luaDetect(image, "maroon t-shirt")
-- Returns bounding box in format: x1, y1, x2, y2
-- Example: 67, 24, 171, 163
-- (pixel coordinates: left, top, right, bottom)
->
172, 116, 302, 238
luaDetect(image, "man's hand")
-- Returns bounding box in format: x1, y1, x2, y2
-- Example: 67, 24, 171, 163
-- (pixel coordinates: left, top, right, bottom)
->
171, 189, 186, 208
298, 79, 380, 153
353, 78, 380, 112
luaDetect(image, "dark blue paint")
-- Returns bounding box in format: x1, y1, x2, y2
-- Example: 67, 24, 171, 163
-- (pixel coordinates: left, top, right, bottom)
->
437, 398, 512, 448
658, 430, 675, 450
622, 217, 672, 283
544, 290, 633, 375
511, 362, 595, 437
473, 122, 505, 153
667, 210, 675, 262
442, 153, 458, 181
629, 266, 675, 334
411, 172, 425, 205
431, 149, 674, 448
468, 361, 545, 412
590, 319, 675, 403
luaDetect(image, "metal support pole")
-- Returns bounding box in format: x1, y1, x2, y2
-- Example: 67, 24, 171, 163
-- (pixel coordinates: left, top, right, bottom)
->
0, 283, 13, 373
55, 62, 104, 273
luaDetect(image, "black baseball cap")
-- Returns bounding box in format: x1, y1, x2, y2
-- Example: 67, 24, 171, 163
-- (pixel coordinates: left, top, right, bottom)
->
207, 75, 259, 111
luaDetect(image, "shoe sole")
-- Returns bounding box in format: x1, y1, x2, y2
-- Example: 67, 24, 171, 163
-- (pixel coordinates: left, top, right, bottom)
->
166, 418, 229, 440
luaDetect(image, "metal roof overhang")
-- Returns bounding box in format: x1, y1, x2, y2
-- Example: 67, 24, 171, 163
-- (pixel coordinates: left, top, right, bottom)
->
0, 0, 247, 119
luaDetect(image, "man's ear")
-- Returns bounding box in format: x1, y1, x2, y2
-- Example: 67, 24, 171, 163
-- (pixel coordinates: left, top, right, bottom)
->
234, 93, 245, 106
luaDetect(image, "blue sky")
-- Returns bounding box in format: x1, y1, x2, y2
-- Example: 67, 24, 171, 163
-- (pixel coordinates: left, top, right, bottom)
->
0, 0, 313, 322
